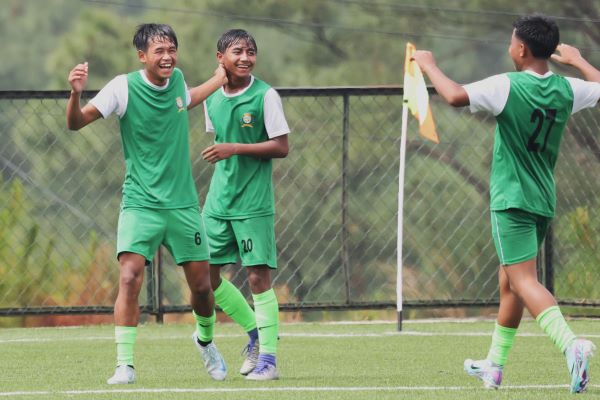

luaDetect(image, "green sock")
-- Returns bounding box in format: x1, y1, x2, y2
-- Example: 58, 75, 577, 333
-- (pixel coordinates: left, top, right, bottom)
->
115, 326, 137, 366
193, 310, 216, 343
486, 322, 517, 366
214, 278, 257, 332
536, 305, 577, 353
253, 288, 279, 354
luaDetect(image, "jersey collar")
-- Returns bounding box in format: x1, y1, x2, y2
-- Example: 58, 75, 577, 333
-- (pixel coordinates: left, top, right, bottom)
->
523, 70, 554, 79
139, 69, 170, 90
220, 75, 255, 98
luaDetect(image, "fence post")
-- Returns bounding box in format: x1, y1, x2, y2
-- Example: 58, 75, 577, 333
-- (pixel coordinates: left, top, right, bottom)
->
145, 255, 156, 319
155, 246, 164, 323
544, 224, 554, 295
145, 247, 164, 323
342, 94, 351, 305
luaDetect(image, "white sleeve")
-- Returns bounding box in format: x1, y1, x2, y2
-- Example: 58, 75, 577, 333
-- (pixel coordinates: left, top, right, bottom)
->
565, 77, 600, 114
184, 81, 191, 107
88, 75, 128, 118
203, 101, 214, 133
264, 88, 291, 138
463, 74, 511, 116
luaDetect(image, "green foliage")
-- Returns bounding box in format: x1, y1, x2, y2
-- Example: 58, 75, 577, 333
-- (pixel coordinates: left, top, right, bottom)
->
47, 9, 137, 90
0, 178, 41, 318
554, 203, 600, 300
0, 176, 118, 327
5, 0, 600, 90
0, 0, 81, 90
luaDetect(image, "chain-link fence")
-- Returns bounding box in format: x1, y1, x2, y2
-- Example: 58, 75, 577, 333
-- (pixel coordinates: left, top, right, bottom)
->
1, 88, 599, 322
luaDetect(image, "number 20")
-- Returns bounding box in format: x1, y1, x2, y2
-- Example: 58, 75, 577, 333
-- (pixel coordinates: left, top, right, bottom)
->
241, 239, 253, 253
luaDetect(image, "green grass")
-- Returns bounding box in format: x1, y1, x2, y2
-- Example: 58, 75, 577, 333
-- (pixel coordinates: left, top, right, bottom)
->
0, 319, 599, 399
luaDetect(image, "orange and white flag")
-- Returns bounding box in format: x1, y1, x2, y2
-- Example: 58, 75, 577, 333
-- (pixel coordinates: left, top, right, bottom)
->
403, 42, 439, 143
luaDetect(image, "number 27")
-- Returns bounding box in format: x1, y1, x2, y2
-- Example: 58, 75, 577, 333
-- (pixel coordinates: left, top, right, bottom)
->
527, 108, 556, 152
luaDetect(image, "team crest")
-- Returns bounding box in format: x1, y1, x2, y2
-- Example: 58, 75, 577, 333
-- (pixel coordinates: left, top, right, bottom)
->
241, 113, 253, 128
176, 96, 185, 112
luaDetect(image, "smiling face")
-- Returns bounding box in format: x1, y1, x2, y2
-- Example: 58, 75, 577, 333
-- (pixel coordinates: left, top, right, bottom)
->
138, 37, 177, 86
217, 39, 256, 83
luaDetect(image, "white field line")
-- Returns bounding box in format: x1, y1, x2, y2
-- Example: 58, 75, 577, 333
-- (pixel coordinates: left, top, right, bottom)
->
2, 330, 600, 344
286, 317, 600, 325
1, 384, 599, 397
0, 317, 590, 333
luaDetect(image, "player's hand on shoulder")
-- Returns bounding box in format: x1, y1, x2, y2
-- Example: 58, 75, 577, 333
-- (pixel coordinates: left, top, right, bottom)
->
215, 63, 228, 86
551, 44, 583, 66
68, 62, 89, 94
411, 50, 436, 71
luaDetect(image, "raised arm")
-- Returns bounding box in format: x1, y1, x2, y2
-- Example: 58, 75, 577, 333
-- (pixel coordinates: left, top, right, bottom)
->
551, 44, 600, 83
66, 62, 102, 130
187, 64, 228, 110
412, 50, 469, 107
201, 135, 288, 164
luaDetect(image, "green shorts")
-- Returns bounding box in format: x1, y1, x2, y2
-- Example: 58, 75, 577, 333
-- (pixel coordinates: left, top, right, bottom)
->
117, 206, 209, 265
491, 209, 551, 266
203, 214, 277, 269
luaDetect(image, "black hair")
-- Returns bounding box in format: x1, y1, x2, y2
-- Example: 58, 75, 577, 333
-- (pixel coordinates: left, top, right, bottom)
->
513, 14, 559, 59
217, 29, 257, 53
132, 23, 178, 52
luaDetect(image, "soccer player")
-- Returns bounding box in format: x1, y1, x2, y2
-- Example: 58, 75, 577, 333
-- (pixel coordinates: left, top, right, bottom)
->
412, 15, 598, 393
66, 23, 228, 384
201, 29, 290, 381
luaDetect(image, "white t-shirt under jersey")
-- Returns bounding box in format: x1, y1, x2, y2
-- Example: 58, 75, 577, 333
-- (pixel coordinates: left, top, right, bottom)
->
464, 70, 600, 116
203, 76, 290, 138
89, 70, 192, 118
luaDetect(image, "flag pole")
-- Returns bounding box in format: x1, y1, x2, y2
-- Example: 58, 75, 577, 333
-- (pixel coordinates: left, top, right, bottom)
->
397, 43, 438, 331
397, 100, 409, 332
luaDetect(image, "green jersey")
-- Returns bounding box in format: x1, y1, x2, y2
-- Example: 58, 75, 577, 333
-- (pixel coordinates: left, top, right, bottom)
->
204, 77, 284, 219
489, 72, 573, 216
464, 71, 588, 217
117, 68, 197, 209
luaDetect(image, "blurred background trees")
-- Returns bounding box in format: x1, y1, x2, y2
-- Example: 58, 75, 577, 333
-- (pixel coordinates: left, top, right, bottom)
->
2, 0, 600, 90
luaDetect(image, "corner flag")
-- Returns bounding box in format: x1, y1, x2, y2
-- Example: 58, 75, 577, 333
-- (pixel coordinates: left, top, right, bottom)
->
403, 42, 439, 143
397, 42, 440, 331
